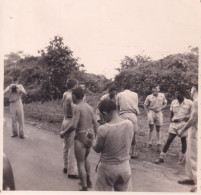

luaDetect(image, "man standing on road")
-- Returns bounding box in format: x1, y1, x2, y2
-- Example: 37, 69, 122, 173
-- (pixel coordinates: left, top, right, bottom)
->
60, 79, 79, 179
88, 99, 134, 191
178, 84, 198, 192
155, 87, 192, 165
144, 85, 167, 151
78, 82, 87, 102
96, 85, 117, 125
4, 78, 26, 139
116, 83, 140, 159
60, 87, 98, 191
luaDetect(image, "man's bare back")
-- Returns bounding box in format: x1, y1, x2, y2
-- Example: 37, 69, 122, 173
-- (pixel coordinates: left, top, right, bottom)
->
75, 102, 96, 133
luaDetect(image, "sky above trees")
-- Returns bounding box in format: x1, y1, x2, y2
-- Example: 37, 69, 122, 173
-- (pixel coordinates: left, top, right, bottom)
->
1, 0, 201, 78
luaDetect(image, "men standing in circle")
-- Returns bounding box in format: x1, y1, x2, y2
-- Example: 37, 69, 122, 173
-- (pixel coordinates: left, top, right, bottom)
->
4, 78, 26, 139
88, 99, 134, 191
178, 84, 198, 192
155, 87, 192, 164
60, 87, 98, 191
60, 79, 79, 179
96, 85, 117, 125
116, 83, 140, 159
144, 85, 167, 151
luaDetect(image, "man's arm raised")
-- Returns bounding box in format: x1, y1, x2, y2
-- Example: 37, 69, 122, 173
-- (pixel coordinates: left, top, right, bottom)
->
178, 100, 198, 137
60, 106, 80, 138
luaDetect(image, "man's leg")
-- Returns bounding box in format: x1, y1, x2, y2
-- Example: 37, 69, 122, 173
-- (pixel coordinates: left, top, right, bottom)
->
67, 131, 79, 178
148, 124, 154, 147
178, 137, 187, 165
85, 147, 92, 187
10, 104, 18, 137
131, 133, 137, 158
178, 129, 196, 186
17, 103, 25, 138
155, 133, 176, 164
74, 140, 88, 191
156, 125, 161, 152
63, 136, 68, 174
62, 118, 72, 174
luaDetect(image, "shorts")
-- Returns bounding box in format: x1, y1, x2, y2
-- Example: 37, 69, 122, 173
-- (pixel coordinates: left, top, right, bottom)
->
148, 110, 163, 126
120, 113, 138, 132
168, 121, 188, 137
74, 132, 92, 148
95, 161, 132, 191
120, 113, 137, 145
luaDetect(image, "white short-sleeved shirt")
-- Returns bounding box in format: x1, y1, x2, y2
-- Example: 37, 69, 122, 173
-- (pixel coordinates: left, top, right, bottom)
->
116, 90, 139, 115
144, 93, 167, 111
93, 120, 134, 164
170, 98, 193, 120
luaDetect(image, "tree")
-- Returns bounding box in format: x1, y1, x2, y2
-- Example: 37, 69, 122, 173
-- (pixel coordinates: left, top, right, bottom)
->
117, 54, 151, 72
39, 36, 83, 100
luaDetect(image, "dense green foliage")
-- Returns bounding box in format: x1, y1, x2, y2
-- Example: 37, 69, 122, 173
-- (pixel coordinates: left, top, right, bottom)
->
114, 49, 198, 104
4, 36, 111, 103
4, 36, 198, 105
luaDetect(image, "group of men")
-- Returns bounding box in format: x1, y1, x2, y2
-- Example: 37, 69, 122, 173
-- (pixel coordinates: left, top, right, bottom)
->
5, 77, 198, 192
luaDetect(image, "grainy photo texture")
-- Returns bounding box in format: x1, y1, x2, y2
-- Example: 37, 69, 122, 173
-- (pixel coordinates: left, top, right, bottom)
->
1, 0, 201, 193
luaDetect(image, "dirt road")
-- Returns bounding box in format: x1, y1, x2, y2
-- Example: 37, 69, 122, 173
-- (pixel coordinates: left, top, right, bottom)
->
3, 117, 190, 192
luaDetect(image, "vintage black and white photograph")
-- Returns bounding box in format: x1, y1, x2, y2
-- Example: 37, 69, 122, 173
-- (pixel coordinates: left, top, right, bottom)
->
1, 0, 201, 193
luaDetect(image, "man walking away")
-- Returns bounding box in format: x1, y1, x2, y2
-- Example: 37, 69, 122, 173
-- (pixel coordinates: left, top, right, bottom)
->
88, 99, 134, 191
116, 83, 140, 159
60, 87, 98, 191
60, 79, 79, 179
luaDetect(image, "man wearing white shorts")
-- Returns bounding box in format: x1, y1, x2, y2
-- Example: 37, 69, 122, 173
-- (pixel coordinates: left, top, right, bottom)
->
116, 83, 140, 159
155, 87, 192, 165
144, 85, 167, 151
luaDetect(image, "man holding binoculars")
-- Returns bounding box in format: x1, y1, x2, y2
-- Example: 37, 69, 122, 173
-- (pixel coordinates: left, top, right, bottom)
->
4, 78, 26, 139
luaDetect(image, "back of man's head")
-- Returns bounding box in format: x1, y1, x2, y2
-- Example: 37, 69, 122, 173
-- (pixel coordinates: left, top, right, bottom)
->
72, 87, 84, 100
192, 83, 198, 92
124, 82, 131, 90
108, 85, 116, 93
66, 79, 77, 90
175, 87, 186, 96
99, 99, 116, 114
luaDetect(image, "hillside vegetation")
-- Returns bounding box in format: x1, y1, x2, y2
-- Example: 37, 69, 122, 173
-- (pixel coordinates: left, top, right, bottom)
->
4, 36, 198, 107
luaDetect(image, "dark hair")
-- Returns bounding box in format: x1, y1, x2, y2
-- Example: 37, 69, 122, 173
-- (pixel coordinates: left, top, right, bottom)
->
79, 82, 85, 86
108, 85, 116, 93
98, 99, 116, 113
72, 87, 84, 100
124, 82, 131, 90
175, 87, 186, 96
66, 79, 77, 89
13, 77, 18, 82
192, 83, 198, 91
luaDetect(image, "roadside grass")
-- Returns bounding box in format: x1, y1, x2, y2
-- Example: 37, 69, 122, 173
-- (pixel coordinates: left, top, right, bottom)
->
4, 93, 185, 171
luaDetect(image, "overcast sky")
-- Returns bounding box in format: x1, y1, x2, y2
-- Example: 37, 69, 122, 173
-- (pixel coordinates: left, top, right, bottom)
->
1, 0, 201, 78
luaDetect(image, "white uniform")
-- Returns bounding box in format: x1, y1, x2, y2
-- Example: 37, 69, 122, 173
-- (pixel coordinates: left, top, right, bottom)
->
62, 91, 78, 175
8, 85, 26, 137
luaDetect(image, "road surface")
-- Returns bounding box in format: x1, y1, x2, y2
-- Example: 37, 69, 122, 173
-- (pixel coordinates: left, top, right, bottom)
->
3, 116, 191, 192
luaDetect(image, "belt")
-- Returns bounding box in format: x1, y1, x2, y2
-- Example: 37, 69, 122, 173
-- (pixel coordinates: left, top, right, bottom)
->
65, 116, 72, 119
172, 119, 186, 123
76, 131, 87, 134
120, 109, 137, 116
